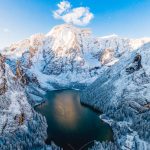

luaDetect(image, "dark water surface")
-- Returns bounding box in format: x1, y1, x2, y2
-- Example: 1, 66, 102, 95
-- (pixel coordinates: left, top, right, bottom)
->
35, 90, 113, 150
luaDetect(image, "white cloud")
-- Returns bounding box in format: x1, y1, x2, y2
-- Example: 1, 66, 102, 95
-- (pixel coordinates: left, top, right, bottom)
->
53, 1, 94, 26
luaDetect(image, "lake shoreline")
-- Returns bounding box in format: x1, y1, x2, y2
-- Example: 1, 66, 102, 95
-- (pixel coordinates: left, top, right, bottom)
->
35, 89, 113, 150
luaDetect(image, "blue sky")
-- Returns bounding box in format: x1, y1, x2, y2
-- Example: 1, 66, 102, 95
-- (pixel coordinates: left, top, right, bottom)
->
0, 0, 150, 48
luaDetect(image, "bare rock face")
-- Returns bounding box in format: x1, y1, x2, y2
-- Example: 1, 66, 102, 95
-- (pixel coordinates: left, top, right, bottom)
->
100, 48, 115, 66
126, 54, 142, 74
0, 55, 8, 95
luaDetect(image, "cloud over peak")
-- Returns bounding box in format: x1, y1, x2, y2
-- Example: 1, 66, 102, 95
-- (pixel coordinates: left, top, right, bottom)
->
53, 1, 94, 26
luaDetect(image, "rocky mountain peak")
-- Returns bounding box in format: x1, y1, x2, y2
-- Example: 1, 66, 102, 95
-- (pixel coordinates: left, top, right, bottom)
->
45, 24, 92, 56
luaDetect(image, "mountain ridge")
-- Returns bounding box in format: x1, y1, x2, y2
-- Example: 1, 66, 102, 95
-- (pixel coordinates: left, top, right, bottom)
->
2, 24, 150, 90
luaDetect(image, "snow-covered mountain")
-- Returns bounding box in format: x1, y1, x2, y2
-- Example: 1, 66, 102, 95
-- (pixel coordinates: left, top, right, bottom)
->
81, 42, 150, 149
0, 54, 48, 149
0, 24, 150, 149
2, 24, 150, 98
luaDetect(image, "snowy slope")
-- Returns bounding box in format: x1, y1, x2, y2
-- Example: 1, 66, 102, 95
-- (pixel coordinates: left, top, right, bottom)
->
81, 42, 150, 150
0, 54, 48, 149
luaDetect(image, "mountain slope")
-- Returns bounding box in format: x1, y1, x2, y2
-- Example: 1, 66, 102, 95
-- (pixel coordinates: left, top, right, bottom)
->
0, 54, 48, 149
81, 42, 150, 150
2, 24, 150, 104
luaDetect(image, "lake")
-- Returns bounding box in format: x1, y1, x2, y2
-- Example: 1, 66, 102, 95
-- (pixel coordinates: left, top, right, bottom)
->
35, 90, 113, 150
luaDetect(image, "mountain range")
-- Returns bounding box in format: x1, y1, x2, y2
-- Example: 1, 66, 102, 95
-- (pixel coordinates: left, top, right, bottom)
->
0, 24, 150, 149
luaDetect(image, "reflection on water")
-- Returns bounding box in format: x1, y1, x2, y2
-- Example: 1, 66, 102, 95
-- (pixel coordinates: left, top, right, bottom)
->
54, 93, 80, 129
35, 90, 113, 150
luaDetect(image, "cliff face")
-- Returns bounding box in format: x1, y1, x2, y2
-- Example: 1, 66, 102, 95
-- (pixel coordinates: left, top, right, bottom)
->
80, 43, 150, 150
0, 54, 47, 149
0, 55, 8, 95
